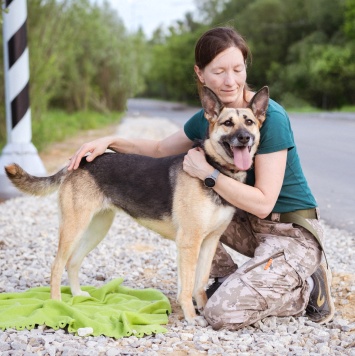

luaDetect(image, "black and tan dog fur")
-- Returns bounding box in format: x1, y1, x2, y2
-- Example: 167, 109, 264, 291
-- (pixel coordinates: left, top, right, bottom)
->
5, 86, 269, 326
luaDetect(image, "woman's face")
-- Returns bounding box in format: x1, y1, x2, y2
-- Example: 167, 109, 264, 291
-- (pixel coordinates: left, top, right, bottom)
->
194, 47, 247, 108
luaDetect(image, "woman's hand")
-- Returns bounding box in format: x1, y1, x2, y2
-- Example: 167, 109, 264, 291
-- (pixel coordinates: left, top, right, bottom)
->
67, 136, 114, 171
183, 147, 214, 180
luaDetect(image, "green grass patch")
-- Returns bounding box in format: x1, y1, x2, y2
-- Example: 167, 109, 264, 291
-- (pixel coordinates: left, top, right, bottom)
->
286, 106, 322, 113
32, 110, 124, 151
0, 110, 124, 152
286, 105, 355, 113
338, 105, 355, 112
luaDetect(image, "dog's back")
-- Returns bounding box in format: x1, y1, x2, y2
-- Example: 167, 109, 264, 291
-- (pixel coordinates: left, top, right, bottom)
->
5, 153, 183, 215
5, 152, 186, 239
79, 152, 184, 220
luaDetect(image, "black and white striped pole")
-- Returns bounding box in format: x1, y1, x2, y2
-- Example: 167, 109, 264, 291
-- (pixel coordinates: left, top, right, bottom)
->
0, 0, 46, 199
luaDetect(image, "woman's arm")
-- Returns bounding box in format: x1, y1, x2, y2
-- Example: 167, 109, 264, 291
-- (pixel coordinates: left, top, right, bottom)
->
183, 147, 287, 218
68, 128, 193, 170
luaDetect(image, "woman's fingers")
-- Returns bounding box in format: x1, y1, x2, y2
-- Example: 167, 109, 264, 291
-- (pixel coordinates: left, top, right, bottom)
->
68, 144, 93, 170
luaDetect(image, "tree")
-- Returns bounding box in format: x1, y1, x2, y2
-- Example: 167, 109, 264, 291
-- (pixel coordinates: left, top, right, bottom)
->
344, 0, 355, 38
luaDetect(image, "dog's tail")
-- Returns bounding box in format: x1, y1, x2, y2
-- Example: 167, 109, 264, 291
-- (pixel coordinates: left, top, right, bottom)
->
4, 163, 67, 196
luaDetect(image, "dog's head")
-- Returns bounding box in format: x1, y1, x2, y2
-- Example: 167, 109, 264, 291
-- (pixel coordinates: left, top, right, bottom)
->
201, 86, 269, 173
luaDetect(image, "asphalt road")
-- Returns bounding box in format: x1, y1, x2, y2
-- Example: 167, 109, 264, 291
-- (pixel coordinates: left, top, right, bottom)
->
126, 98, 355, 233
290, 113, 355, 233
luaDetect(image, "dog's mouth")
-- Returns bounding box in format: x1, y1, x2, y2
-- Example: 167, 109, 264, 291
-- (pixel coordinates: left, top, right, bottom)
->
223, 141, 253, 171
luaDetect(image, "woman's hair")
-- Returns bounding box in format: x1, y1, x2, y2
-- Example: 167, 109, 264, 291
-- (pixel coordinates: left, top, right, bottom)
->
194, 27, 251, 100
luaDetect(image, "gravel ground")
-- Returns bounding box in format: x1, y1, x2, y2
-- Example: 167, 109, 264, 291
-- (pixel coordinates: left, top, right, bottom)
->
0, 116, 354, 355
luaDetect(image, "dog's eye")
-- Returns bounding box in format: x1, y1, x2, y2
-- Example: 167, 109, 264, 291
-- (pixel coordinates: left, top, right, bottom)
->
245, 118, 254, 126
223, 120, 234, 127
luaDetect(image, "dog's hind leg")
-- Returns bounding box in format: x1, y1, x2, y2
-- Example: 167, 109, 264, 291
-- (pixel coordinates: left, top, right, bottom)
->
50, 208, 94, 300
50, 177, 103, 300
66, 209, 115, 297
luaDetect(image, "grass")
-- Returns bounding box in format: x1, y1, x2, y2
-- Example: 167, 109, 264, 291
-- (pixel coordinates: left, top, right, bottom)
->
0, 109, 124, 152
286, 106, 322, 113
338, 105, 355, 112
286, 105, 355, 113
31, 110, 124, 152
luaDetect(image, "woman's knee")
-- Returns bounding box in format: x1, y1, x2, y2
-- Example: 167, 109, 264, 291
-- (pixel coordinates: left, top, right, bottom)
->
203, 298, 228, 330
203, 273, 266, 329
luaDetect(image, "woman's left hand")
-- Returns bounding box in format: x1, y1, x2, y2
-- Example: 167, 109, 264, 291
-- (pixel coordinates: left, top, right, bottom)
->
183, 147, 214, 180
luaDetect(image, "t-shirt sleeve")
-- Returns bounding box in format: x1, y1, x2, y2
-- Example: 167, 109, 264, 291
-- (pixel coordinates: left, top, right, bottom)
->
257, 106, 295, 155
184, 109, 207, 141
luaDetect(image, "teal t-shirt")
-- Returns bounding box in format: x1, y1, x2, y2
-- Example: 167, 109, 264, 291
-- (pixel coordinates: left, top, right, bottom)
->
184, 99, 317, 213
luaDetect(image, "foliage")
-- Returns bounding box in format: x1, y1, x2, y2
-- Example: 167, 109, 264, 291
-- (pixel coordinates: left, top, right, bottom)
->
26, 0, 148, 114
0, 0, 148, 148
144, 30, 202, 103
143, 16, 207, 104
344, 0, 355, 38
144, 0, 355, 110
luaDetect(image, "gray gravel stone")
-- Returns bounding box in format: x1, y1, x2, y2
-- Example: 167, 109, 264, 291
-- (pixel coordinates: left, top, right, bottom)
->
0, 116, 354, 355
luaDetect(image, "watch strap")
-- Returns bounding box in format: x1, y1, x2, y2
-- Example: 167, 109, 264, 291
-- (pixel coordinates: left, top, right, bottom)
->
210, 169, 220, 181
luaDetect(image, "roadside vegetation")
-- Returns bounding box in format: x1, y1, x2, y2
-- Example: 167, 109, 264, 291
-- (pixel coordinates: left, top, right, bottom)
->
0, 0, 147, 150
32, 110, 124, 152
0, 0, 354, 151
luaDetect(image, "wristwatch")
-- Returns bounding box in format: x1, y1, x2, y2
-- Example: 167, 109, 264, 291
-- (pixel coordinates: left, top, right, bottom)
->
204, 169, 220, 188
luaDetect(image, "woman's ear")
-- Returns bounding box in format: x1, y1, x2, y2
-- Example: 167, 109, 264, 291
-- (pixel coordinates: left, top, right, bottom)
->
194, 65, 204, 84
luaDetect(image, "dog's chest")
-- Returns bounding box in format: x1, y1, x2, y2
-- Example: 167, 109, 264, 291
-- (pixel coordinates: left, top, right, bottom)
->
204, 201, 235, 232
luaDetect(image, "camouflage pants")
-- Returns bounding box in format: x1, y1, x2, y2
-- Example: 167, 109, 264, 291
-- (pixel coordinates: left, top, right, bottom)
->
204, 208, 323, 330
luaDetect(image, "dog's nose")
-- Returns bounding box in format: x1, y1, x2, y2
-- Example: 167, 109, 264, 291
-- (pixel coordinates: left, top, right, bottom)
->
237, 133, 251, 145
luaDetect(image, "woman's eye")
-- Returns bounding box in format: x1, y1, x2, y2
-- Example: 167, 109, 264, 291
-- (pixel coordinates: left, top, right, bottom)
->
224, 120, 234, 127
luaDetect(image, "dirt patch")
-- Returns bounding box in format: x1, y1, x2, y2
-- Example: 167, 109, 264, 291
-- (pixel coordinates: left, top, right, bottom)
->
332, 272, 355, 322
39, 124, 118, 173
130, 243, 155, 253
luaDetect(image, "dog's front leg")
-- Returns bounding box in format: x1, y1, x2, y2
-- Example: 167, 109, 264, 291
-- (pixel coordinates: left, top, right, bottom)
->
175, 230, 208, 327
193, 232, 225, 313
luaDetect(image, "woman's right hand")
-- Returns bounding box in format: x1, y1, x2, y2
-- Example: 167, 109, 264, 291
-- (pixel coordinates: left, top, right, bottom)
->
67, 136, 114, 171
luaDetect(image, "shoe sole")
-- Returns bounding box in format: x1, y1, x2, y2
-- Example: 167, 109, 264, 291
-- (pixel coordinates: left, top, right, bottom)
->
319, 263, 335, 324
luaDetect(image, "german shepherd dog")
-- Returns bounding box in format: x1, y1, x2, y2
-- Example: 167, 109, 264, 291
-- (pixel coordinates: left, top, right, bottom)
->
5, 86, 269, 326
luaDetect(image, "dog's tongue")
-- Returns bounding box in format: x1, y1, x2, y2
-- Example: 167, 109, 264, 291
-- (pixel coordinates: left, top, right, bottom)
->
232, 146, 252, 171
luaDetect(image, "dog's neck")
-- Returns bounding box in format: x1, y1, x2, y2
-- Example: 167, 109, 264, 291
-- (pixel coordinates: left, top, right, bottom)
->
205, 154, 247, 182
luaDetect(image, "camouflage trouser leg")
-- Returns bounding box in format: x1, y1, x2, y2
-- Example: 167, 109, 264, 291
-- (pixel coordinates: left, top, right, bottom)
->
209, 209, 258, 278
204, 209, 323, 330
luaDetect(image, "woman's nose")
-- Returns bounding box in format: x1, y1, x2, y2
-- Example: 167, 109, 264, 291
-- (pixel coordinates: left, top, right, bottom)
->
224, 72, 235, 86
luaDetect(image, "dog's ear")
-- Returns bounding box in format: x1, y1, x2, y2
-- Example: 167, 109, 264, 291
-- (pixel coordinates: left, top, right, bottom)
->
248, 86, 269, 124
201, 86, 224, 123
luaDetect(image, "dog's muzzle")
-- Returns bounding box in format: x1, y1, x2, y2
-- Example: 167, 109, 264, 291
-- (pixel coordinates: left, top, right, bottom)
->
221, 131, 255, 170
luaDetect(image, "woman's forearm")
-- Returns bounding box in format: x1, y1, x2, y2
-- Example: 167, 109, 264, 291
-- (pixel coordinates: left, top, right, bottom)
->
213, 174, 273, 218
108, 136, 161, 157
68, 129, 194, 170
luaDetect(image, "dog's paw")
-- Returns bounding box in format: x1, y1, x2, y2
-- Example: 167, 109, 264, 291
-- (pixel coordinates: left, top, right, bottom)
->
186, 315, 208, 327
194, 316, 209, 327
75, 290, 91, 298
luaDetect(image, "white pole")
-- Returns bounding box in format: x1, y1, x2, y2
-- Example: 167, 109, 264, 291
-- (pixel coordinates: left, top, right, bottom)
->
0, 0, 46, 200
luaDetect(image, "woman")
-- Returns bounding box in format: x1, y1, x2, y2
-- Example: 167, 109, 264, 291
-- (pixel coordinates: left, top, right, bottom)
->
68, 27, 334, 330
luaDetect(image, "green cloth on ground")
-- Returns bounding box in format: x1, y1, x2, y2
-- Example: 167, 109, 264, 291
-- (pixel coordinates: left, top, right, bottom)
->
0, 278, 171, 338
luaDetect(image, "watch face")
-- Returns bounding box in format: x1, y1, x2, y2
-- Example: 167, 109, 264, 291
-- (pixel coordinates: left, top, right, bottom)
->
204, 177, 215, 188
